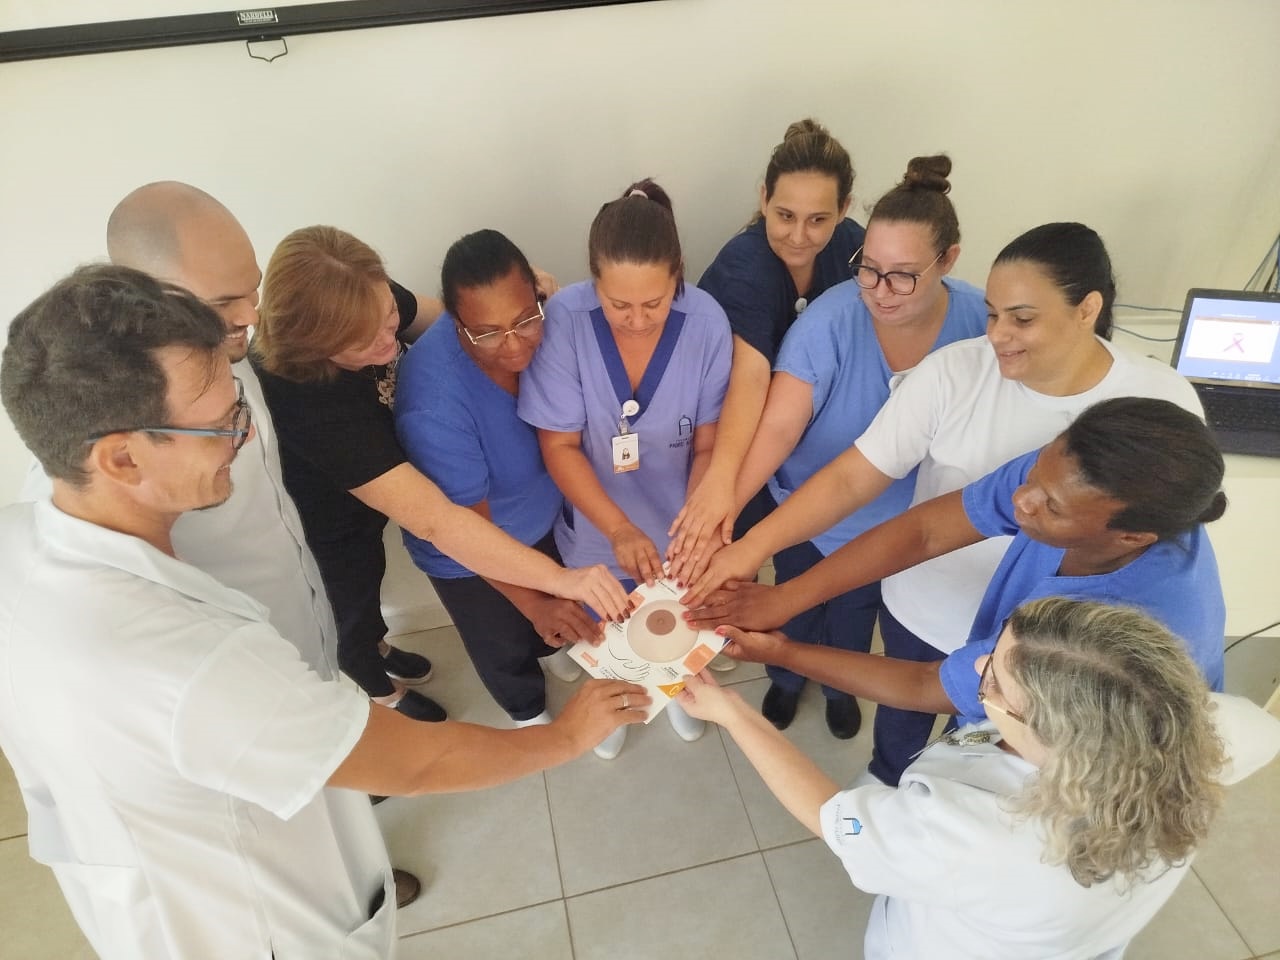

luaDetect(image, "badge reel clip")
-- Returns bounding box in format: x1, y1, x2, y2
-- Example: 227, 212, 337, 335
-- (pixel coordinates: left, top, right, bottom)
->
612, 398, 641, 473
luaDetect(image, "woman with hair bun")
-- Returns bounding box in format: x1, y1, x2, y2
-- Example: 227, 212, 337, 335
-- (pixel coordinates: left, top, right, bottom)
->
677, 594, 1280, 959
519, 179, 732, 758
669, 119, 864, 564
686, 223, 1205, 784
685, 154, 987, 740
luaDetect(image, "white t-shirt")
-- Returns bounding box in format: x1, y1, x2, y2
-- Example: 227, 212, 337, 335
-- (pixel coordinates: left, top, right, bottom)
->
21, 359, 339, 679
0, 500, 391, 959
820, 697, 1280, 960
856, 336, 1203, 652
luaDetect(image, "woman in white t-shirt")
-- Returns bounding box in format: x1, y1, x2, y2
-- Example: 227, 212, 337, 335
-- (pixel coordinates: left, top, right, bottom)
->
676, 596, 1278, 960
684, 222, 1202, 785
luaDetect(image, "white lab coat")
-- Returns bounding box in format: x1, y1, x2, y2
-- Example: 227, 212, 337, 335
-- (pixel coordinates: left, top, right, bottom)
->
821, 696, 1280, 960
0, 500, 394, 959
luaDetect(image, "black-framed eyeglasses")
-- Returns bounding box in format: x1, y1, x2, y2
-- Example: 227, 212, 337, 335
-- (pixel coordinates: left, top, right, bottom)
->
976, 645, 1026, 725
848, 247, 945, 296
457, 301, 545, 352
86, 376, 253, 451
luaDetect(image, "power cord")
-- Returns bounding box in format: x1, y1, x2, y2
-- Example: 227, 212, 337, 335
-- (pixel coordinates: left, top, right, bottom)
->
1224, 620, 1280, 655
1112, 302, 1181, 343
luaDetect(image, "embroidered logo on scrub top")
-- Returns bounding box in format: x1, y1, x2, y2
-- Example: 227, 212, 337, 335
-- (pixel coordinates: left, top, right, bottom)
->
669, 414, 694, 450
842, 816, 862, 836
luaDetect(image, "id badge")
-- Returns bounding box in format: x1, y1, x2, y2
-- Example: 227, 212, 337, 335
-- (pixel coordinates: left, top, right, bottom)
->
612, 432, 640, 473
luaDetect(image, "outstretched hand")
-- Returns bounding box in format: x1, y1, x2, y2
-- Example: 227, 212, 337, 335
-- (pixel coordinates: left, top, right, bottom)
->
608, 522, 663, 587
675, 670, 744, 726
665, 479, 735, 585
528, 596, 605, 647
683, 580, 792, 632
679, 538, 765, 606
551, 564, 631, 622
716, 625, 791, 666
555, 678, 650, 754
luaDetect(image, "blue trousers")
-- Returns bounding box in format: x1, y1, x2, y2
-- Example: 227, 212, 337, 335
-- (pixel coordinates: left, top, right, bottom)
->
867, 605, 948, 786
766, 537, 882, 700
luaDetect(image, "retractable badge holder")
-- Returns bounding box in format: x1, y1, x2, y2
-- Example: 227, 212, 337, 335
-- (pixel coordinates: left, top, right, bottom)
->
613, 399, 641, 473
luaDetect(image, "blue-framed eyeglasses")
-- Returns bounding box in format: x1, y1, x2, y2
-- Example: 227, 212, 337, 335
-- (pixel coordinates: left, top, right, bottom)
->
86, 376, 253, 451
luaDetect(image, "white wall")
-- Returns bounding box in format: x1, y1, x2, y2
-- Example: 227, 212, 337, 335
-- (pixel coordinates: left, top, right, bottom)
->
3, 0, 1279, 500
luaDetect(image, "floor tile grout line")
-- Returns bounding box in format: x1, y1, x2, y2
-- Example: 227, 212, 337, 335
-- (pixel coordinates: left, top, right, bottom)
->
758, 843, 803, 960
395, 894, 569, 941
1190, 863, 1268, 959
716, 721, 770, 852
540, 768, 578, 960
560, 846, 800, 901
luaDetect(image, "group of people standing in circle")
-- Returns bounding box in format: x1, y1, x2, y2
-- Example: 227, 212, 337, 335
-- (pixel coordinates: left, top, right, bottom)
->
231, 118, 1272, 955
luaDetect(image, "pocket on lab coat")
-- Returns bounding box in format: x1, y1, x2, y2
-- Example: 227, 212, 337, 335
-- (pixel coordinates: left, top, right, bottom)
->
340, 869, 397, 959
48, 860, 161, 957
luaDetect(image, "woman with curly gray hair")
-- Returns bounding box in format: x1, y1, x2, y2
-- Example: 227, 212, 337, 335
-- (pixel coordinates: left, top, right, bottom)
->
677, 596, 1280, 959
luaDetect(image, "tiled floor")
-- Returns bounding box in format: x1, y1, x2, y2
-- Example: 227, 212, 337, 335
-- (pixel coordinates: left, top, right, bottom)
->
1, 623, 1277, 959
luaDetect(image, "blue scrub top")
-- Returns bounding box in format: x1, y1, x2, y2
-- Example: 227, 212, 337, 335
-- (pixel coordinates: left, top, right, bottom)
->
394, 314, 562, 579
940, 450, 1227, 721
518, 280, 731, 577
771, 276, 989, 555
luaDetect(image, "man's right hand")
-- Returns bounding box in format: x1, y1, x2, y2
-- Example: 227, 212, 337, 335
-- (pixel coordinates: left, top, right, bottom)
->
554, 679, 650, 753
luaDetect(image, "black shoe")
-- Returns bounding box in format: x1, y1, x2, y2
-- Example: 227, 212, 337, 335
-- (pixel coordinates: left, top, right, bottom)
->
825, 695, 861, 740
393, 868, 422, 909
384, 646, 433, 685
393, 689, 447, 722
761, 683, 801, 730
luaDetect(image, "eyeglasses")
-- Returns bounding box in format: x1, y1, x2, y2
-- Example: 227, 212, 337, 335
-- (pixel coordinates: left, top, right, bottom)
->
457, 301, 544, 352
849, 247, 945, 296
86, 376, 253, 451
977, 648, 1026, 725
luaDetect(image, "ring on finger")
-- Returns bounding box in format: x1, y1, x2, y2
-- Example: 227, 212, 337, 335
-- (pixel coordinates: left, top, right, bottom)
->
621, 694, 630, 710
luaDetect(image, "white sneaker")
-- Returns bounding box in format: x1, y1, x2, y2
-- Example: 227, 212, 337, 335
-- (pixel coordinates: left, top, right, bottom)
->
665, 699, 705, 742
542, 646, 583, 682
707, 653, 737, 672
514, 710, 552, 728
593, 725, 628, 760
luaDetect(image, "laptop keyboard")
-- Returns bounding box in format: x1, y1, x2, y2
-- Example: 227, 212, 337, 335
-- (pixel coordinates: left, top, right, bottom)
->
1202, 390, 1280, 432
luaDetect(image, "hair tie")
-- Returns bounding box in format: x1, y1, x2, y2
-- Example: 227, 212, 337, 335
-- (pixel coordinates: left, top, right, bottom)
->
627, 189, 649, 200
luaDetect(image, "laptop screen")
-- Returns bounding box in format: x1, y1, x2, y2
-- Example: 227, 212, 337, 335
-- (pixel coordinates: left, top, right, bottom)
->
1173, 289, 1280, 387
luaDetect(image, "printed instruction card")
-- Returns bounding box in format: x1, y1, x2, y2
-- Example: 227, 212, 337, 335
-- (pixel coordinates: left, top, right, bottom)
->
569, 577, 727, 722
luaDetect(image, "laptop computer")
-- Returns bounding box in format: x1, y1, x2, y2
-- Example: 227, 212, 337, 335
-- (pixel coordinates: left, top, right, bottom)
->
1171, 288, 1280, 457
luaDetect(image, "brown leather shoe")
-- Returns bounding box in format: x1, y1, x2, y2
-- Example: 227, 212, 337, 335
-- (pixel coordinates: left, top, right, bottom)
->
393, 868, 422, 909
